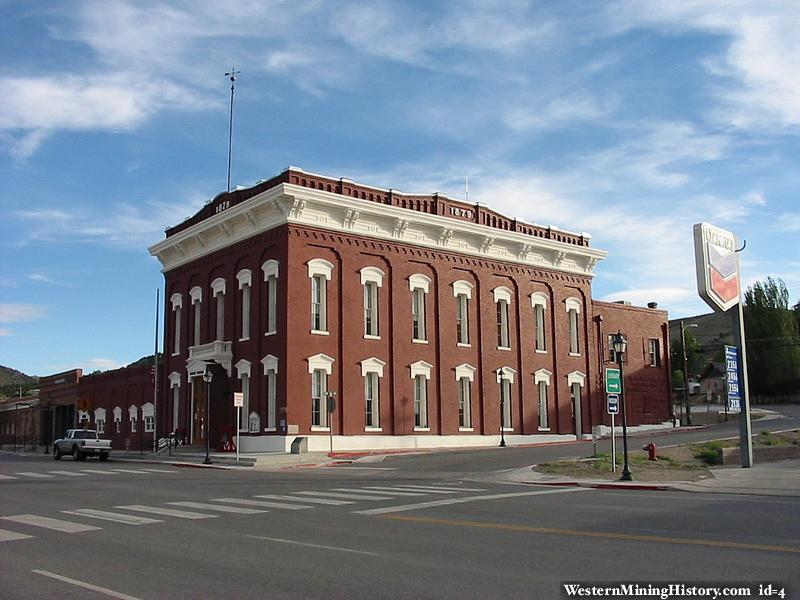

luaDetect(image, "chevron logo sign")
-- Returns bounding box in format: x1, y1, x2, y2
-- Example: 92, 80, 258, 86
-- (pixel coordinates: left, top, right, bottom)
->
693, 223, 740, 312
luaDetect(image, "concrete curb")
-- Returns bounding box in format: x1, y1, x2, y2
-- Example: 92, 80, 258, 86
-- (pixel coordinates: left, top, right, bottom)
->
517, 479, 670, 491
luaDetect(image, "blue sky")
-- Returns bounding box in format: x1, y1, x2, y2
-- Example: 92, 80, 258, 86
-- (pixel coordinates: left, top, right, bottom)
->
1, 0, 799, 376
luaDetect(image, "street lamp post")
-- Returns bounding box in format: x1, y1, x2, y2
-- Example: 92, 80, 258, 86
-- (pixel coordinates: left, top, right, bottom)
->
499, 392, 506, 448
202, 367, 213, 465
680, 321, 698, 426
611, 331, 633, 481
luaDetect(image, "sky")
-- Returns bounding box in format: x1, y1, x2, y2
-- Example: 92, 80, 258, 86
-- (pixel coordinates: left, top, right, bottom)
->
1, 0, 799, 377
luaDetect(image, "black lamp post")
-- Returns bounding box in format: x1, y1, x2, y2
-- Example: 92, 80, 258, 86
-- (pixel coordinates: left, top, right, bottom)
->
611, 331, 633, 481
499, 386, 506, 448
202, 367, 213, 465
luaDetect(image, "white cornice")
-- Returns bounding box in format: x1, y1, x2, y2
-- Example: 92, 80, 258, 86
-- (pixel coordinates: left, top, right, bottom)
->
149, 183, 607, 276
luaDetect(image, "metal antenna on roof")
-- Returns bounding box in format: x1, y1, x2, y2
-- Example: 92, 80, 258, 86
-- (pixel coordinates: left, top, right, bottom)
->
225, 67, 240, 193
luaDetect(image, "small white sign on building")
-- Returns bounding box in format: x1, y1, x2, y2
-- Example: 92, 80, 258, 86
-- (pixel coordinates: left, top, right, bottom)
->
233, 392, 244, 407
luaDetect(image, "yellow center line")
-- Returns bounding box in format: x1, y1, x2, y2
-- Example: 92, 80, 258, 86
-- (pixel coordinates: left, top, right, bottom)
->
381, 515, 800, 554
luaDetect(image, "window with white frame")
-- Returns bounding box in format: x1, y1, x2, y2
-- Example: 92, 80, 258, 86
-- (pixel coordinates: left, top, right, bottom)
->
211, 278, 226, 341
142, 402, 155, 433
409, 274, 431, 342
237, 269, 252, 341
261, 354, 278, 431
568, 371, 586, 435
262, 260, 279, 335
497, 367, 515, 429
308, 259, 333, 333
113, 406, 122, 434
129, 404, 138, 433
171, 293, 182, 355
169, 372, 181, 433
566, 297, 581, 355
648, 338, 661, 367
94, 407, 106, 434
535, 369, 551, 430
531, 292, 547, 352
235, 359, 251, 432
410, 360, 432, 429
455, 363, 476, 430
308, 353, 334, 428
190, 286, 202, 346
494, 287, 512, 349
360, 267, 384, 338
453, 280, 473, 345
361, 357, 385, 430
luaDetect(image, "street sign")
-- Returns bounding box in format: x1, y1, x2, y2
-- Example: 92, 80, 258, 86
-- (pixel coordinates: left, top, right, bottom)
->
725, 345, 741, 412
693, 223, 740, 312
607, 393, 619, 415
233, 392, 244, 408
605, 368, 621, 394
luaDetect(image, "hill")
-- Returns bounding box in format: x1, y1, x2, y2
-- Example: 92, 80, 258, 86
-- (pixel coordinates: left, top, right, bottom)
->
0, 365, 39, 399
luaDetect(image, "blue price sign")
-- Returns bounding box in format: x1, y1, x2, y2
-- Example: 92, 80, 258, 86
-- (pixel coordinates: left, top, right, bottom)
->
725, 345, 741, 412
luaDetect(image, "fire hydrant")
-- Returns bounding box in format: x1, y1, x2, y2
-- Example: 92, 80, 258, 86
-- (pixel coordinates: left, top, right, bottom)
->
643, 442, 657, 461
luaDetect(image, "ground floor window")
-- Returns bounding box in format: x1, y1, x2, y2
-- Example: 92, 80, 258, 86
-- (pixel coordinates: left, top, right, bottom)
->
311, 369, 327, 427
414, 375, 428, 428
458, 377, 471, 428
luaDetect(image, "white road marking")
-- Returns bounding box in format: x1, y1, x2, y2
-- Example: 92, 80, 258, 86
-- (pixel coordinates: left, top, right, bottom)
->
81, 469, 119, 475
33, 569, 143, 600
48, 471, 88, 477
2, 514, 101, 533
117, 505, 217, 519
0, 474, 17, 480
139, 468, 178, 473
355, 487, 428, 496
355, 487, 592, 515
247, 535, 379, 556
393, 485, 487, 492
15, 472, 54, 479
295, 491, 392, 501
168, 501, 267, 514
0, 528, 33, 542
255, 494, 353, 506
111, 469, 151, 474
62, 509, 163, 525
212, 498, 312, 510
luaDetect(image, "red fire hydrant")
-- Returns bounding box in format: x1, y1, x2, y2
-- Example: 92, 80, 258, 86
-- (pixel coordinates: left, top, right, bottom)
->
643, 442, 657, 461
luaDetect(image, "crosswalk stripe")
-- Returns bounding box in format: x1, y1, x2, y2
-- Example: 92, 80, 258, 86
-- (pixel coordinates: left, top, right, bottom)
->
15, 472, 54, 479
0, 528, 33, 542
212, 498, 312, 510
48, 471, 88, 477
355, 487, 428, 496
393, 485, 487, 492
117, 505, 217, 520
2, 514, 101, 533
355, 487, 590, 515
0, 474, 17, 480
295, 491, 392, 501
81, 469, 119, 475
167, 501, 267, 515
62, 509, 163, 525
111, 469, 151, 474
254, 494, 352, 506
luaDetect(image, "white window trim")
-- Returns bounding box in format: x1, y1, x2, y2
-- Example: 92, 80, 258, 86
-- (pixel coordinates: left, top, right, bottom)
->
359, 266, 385, 287
534, 368, 552, 385
567, 371, 586, 387
142, 402, 154, 418
457, 342, 471, 348
235, 358, 252, 379
189, 286, 202, 304
459, 427, 474, 432
408, 274, 431, 293
413, 427, 431, 432
307, 258, 334, 280
360, 357, 386, 378
530, 292, 548, 309
311, 426, 331, 432
495, 366, 516, 384
236, 269, 252, 289
211, 277, 227, 296
262, 259, 279, 280
364, 427, 383, 432
261, 354, 279, 375
452, 280, 474, 299
492, 286, 513, 304
170, 293, 183, 310
409, 360, 433, 380
454, 363, 477, 382
565, 296, 582, 313
128, 405, 139, 419
94, 407, 106, 422
113, 406, 122, 422
307, 353, 335, 375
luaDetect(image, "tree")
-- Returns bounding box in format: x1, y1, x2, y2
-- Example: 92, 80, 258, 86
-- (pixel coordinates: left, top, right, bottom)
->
670, 329, 705, 393
744, 277, 800, 396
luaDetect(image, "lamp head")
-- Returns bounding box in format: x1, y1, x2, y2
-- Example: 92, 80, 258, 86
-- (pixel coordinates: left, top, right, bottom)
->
611, 331, 627, 354
202, 367, 213, 383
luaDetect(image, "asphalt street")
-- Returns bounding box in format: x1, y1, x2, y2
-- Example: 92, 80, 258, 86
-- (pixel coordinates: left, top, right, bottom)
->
1, 439, 799, 600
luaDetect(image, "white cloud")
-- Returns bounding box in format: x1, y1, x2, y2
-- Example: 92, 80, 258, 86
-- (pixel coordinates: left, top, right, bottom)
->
0, 304, 45, 323
779, 213, 800, 231
0, 329, 13, 337
600, 288, 692, 306
86, 358, 126, 371
27, 273, 60, 285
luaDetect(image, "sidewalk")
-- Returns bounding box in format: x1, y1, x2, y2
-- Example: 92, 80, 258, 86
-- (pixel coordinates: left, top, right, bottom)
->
504, 458, 800, 497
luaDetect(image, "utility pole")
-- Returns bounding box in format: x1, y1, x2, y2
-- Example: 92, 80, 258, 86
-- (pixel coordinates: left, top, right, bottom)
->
225, 67, 240, 193
680, 320, 692, 426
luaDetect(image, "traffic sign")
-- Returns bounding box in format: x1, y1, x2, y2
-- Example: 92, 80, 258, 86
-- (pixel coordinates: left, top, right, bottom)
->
605, 368, 621, 394
607, 393, 619, 415
233, 392, 244, 407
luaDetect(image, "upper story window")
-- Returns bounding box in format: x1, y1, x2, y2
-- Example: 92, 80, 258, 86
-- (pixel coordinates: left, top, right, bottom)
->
530, 292, 548, 353
360, 267, 385, 339
308, 259, 334, 334
565, 297, 582, 355
262, 260, 279, 336
409, 274, 431, 342
211, 278, 226, 341
648, 338, 661, 367
170, 293, 182, 356
493, 287, 512, 350
189, 286, 202, 346
236, 269, 252, 341
452, 280, 474, 346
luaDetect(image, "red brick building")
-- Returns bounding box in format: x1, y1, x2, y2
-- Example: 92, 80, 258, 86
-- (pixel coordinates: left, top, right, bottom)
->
148, 167, 671, 452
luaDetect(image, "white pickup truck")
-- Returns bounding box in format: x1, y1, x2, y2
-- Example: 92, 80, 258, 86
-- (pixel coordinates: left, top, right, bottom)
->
53, 429, 112, 461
